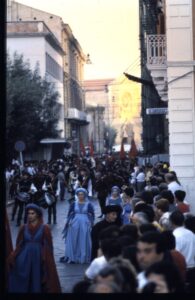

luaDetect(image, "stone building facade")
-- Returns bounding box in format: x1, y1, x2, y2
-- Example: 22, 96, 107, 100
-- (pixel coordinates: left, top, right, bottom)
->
7, 0, 88, 155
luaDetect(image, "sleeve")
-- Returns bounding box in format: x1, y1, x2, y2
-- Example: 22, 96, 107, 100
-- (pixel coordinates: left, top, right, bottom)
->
105, 196, 109, 206
88, 179, 93, 197
62, 203, 75, 239
7, 225, 25, 269
88, 202, 95, 226
85, 259, 97, 280
91, 225, 100, 260
42, 224, 54, 252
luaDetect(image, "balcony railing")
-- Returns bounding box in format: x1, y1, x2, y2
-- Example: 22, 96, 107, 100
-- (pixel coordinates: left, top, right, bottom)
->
147, 34, 166, 66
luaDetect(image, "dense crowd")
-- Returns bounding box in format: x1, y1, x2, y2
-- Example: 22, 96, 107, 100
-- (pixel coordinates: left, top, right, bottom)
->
5, 153, 195, 293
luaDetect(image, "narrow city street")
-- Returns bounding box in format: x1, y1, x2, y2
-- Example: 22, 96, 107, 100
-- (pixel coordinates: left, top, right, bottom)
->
6, 193, 101, 293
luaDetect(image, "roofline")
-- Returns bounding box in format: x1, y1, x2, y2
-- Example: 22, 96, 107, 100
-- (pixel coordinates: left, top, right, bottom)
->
14, 1, 63, 20
7, 21, 65, 55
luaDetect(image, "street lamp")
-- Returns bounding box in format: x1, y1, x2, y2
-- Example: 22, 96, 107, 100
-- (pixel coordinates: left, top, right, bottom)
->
86, 54, 92, 64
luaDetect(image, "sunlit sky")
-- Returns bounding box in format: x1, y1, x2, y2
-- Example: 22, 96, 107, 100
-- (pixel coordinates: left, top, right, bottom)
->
15, 0, 140, 80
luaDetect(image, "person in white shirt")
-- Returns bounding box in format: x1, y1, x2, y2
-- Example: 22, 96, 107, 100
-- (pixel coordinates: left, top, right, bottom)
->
165, 173, 184, 195
136, 167, 146, 192
85, 228, 122, 280
85, 255, 107, 280
170, 210, 195, 269
154, 198, 171, 231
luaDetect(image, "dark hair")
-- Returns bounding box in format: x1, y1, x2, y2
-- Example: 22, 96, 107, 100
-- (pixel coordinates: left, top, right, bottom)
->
184, 216, 195, 234
122, 245, 140, 273
137, 232, 166, 254
150, 177, 158, 186
150, 186, 160, 197
118, 236, 135, 249
160, 190, 174, 204
158, 182, 168, 192
109, 257, 138, 293
120, 224, 139, 242
139, 224, 158, 235
100, 238, 122, 260
170, 210, 184, 227
165, 173, 175, 183
174, 190, 186, 202
72, 280, 91, 293
145, 261, 185, 293
141, 191, 154, 205
134, 203, 155, 222
124, 187, 134, 197
155, 198, 169, 212
96, 265, 124, 288
161, 230, 176, 250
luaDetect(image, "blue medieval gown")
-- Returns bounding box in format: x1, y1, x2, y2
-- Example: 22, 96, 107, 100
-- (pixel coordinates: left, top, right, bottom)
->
63, 200, 94, 264
122, 203, 132, 225
8, 223, 61, 293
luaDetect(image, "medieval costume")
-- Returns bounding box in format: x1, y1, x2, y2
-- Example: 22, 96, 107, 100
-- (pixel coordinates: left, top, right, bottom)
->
94, 172, 109, 217
106, 186, 123, 207
61, 188, 94, 264
91, 205, 122, 260
6, 211, 13, 291
12, 172, 32, 226
7, 204, 61, 293
43, 171, 58, 224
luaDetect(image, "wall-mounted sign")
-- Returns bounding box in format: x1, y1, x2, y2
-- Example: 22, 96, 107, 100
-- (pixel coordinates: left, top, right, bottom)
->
146, 108, 168, 115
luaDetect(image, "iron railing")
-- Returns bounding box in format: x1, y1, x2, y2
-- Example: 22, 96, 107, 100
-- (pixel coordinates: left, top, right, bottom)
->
147, 34, 166, 65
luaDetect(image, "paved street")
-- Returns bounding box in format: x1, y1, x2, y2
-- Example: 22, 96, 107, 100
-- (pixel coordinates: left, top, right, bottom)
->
6, 192, 101, 293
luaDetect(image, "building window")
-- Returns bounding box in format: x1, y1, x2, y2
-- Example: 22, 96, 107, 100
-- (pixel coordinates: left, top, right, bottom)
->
46, 53, 63, 82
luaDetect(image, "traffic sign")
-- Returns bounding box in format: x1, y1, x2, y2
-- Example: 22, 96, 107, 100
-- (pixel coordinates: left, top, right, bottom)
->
14, 141, 26, 152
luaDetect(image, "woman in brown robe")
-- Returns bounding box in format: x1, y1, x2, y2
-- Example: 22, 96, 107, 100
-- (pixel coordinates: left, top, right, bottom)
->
7, 203, 61, 293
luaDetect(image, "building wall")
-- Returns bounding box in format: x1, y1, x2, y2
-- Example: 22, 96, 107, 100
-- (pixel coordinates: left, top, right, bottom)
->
83, 79, 113, 127
7, 1, 87, 148
166, 0, 195, 213
7, 36, 46, 76
85, 107, 105, 153
139, 0, 168, 155
9, 1, 63, 43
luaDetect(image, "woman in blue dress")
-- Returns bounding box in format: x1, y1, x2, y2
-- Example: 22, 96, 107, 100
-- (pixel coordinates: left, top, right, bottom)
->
106, 186, 123, 207
7, 203, 61, 293
105, 186, 123, 226
61, 188, 95, 264
121, 187, 134, 225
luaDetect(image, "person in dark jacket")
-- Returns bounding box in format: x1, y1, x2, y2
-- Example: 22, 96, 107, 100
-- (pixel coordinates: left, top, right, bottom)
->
91, 205, 122, 260
12, 172, 32, 227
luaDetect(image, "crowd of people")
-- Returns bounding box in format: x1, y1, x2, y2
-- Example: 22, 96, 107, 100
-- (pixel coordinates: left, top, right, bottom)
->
5, 153, 195, 293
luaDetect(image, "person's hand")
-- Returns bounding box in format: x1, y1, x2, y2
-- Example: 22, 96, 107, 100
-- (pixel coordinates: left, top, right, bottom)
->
7, 254, 15, 269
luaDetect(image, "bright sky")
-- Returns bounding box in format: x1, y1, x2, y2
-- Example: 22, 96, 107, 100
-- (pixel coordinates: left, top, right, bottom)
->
16, 0, 140, 80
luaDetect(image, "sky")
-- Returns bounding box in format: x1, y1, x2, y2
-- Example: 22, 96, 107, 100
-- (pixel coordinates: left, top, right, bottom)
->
15, 0, 140, 80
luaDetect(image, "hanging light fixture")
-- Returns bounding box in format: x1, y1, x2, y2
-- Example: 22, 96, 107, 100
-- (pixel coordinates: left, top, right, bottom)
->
86, 53, 92, 64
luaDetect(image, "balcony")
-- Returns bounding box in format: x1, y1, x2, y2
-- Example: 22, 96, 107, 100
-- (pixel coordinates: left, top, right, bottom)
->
66, 108, 89, 125
146, 34, 168, 101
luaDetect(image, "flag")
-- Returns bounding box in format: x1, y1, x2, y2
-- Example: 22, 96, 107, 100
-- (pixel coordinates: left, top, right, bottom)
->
129, 138, 138, 159
119, 138, 126, 160
89, 138, 94, 157
80, 138, 86, 156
